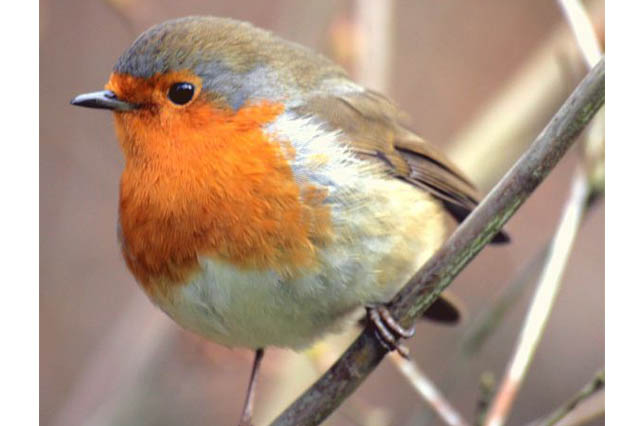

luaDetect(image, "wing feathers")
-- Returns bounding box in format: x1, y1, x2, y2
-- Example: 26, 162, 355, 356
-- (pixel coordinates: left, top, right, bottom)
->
294, 88, 509, 243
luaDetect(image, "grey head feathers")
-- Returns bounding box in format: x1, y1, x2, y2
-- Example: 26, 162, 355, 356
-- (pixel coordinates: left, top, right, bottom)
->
113, 16, 350, 109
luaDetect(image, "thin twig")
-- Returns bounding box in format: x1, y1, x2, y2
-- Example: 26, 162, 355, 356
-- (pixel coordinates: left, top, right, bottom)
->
525, 370, 604, 426
271, 59, 604, 426
483, 167, 590, 426
388, 352, 470, 426
557, 0, 603, 68
553, 391, 604, 426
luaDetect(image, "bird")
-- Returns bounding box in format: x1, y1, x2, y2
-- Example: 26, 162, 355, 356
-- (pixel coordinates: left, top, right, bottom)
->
71, 16, 507, 425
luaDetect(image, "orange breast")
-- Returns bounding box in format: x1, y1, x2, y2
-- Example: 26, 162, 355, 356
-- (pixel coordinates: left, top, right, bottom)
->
108, 73, 331, 291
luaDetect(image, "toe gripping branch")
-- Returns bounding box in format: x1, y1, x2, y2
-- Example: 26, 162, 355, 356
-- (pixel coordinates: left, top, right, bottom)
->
366, 305, 416, 358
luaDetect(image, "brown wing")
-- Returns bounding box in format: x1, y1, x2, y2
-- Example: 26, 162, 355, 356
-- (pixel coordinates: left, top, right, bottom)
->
294, 89, 509, 243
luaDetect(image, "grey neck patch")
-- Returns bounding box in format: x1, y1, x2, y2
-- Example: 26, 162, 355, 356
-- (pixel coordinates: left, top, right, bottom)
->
193, 60, 289, 111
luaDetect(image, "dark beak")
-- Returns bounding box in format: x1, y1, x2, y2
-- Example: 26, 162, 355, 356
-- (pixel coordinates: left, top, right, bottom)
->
70, 90, 137, 111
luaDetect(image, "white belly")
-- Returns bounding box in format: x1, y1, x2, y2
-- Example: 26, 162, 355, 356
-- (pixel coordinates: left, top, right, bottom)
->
151, 179, 446, 349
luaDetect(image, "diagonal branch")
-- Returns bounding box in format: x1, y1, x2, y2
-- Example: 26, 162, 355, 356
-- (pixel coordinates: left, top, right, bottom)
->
271, 58, 605, 426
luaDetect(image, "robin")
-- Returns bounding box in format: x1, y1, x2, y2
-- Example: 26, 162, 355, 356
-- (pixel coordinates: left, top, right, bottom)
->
71, 16, 507, 425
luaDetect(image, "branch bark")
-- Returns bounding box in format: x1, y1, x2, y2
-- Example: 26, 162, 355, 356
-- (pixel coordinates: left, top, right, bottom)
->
271, 58, 605, 426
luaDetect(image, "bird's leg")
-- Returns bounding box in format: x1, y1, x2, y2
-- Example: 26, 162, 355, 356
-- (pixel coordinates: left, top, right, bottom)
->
238, 348, 264, 426
366, 305, 415, 359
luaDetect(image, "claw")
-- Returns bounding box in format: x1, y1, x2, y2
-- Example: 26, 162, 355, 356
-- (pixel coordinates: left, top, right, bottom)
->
366, 305, 415, 359
378, 305, 415, 338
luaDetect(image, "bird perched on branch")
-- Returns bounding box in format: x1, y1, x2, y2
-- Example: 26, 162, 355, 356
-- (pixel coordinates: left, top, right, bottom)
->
71, 16, 507, 425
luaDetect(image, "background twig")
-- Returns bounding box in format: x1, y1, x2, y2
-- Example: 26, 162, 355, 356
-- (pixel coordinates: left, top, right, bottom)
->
484, 5, 603, 423
271, 58, 605, 426
557, 0, 603, 68
352, 0, 394, 93
388, 353, 470, 426
525, 369, 604, 426
553, 391, 604, 426
483, 168, 590, 426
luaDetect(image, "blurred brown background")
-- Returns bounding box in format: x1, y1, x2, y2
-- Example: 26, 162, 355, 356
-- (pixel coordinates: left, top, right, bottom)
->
40, 1, 604, 425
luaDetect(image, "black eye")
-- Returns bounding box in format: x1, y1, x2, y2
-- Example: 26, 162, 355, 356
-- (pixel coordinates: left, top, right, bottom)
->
168, 82, 195, 105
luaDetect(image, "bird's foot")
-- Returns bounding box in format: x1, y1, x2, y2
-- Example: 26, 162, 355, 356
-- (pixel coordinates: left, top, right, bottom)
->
366, 304, 415, 359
